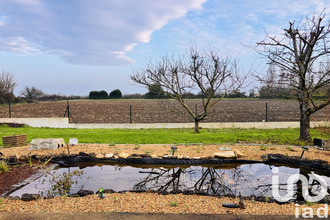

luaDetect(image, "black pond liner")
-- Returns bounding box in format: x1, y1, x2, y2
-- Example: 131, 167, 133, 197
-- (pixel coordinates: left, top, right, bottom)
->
264, 154, 330, 175
6, 153, 330, 204
47, 154, 330, 175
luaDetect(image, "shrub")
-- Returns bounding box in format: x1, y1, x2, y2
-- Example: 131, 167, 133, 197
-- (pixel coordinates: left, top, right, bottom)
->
89, 90, 108, 99
98, 90, 109, 99
89, 91, 100, 99
42, 170, 84, 197
109, 89, 122, 99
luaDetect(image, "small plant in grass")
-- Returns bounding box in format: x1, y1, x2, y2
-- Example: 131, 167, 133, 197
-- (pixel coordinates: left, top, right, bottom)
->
27, 156, 33, 167
265, 196, 269, 202
286, 146, 296, 152
145, 150, 152, 154
259, 145, 268, 151
169, 201, 178, 207
113, 196, 118, 206
0, 198, 4, 212
305, 201, 315, 206
0, 161, 9, 174
109, 143, 116, 147
134, 144, 140, 150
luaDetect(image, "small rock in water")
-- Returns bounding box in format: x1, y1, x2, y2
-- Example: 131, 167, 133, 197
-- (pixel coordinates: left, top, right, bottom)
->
21, 193, 40, 201
222, 203, 239, 208
78, 189, 94, 197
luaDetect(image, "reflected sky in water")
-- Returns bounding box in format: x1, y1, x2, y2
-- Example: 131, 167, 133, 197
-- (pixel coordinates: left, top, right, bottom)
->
11, 163, 330, 200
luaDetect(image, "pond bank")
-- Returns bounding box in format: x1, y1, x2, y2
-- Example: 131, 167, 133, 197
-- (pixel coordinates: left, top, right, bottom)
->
1, 144, 330, 216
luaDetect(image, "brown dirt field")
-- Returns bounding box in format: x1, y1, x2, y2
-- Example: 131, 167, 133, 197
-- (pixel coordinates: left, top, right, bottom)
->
0, 99, 329, 123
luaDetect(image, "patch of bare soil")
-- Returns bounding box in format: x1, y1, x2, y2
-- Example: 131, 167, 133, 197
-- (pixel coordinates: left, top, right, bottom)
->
0, 163, 38, 195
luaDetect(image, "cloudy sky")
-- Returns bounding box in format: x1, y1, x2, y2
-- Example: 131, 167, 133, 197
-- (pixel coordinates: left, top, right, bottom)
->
0, 0, 328, 96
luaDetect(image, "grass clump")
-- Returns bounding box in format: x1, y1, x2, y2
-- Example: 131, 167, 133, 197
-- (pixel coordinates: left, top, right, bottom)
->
169, 201, 178, 207
286, 146, 296, 152
305, 201, 315, 206
0, 161, 9, 174
134, 144, 140, 150
259, 145, 269, 151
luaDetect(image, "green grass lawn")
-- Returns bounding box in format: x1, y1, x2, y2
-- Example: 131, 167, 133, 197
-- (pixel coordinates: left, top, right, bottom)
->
0, 125, 329, 147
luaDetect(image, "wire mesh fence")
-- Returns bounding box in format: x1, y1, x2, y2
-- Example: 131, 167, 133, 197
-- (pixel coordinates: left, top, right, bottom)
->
0, 99, 329, 123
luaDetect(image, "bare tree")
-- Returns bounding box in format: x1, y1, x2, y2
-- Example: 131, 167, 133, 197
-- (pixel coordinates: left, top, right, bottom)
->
20, 86, 45, 101
131, 47, 247, 133
256, 13, 330, 141
0, 72, 16, 104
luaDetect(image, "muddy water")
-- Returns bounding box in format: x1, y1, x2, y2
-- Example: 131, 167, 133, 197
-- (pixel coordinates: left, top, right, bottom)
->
10, 163, 330, 201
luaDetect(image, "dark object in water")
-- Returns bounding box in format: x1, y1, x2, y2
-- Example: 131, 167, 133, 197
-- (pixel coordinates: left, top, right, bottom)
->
239, 192, 245, 209
222, 192, 245, 209
222, 203, 239, 208
139, 171, 161, 174
314, 138, 324, 147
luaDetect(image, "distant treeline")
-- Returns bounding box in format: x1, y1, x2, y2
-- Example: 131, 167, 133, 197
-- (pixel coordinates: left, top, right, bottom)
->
89, 84, 329, 100
5, 83, 328, 105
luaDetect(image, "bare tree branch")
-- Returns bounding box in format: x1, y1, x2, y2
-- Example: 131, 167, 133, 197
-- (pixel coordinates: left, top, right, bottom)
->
131, 47, 248, 132
255, 12, 330, 141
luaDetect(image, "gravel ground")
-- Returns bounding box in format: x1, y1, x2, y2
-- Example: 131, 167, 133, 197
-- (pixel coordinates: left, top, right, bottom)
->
0, 193, 329, 216
1, 143, 330, 164
1, 144, 330, 216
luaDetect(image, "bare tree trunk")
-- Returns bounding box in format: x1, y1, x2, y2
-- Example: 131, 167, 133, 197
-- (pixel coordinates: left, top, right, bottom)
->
299, 101, 311, 141
194, 120, 199, 133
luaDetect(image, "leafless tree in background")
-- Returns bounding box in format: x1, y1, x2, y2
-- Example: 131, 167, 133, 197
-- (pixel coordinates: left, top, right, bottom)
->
256, 12, 330, 141
131, 47, 248, 133
20, 86, 45, 101
0, 71, 16, 104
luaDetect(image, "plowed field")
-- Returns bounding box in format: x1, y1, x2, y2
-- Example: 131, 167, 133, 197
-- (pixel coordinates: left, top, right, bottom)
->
0, 99, 328, 123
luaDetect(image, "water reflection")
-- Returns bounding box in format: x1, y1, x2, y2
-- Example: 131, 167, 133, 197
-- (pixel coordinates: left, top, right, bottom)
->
133, 165, 262, 197
10, 163, 330, 201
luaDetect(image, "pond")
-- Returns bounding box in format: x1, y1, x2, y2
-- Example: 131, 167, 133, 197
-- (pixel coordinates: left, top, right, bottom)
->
10, 162, 330, 202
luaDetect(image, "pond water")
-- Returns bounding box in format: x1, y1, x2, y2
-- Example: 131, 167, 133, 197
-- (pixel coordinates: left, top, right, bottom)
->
10, 163, 330, 201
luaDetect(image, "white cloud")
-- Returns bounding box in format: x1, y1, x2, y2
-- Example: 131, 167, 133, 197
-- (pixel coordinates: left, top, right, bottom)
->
0, 0, 206, 65
0, 37, 41, 54
160, 0, 329, 58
